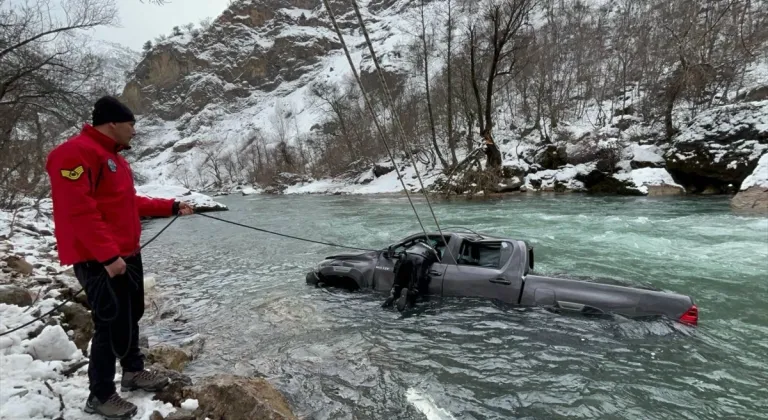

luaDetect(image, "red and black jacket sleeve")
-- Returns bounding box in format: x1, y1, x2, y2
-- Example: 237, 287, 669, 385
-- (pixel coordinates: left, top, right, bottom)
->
135, 193, 177, 218
46, 142, 121, 264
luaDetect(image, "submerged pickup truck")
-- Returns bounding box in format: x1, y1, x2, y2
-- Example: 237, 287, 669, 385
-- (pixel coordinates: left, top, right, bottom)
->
305, 230, 698, 326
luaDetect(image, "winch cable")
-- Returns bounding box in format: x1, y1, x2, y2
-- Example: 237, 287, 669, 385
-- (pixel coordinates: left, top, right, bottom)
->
319, 0, 432, 246
197, 213, 376, 252
347, 0, 458, 269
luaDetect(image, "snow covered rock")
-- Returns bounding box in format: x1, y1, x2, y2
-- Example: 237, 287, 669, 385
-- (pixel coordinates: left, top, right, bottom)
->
665, 100, 768, 193
24, 325, 80, 361
525, 164, 592, 192
136, 184, 228, 212
613, 168, 686, 196
731, 153, 768, 213
623, 144, 666, 169
240, 186, 261, 196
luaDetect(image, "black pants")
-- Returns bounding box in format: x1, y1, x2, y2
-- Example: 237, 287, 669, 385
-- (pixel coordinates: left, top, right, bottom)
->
73, 253, 145, 401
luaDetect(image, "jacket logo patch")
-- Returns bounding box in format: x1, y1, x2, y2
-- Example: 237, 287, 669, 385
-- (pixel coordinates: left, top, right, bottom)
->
107, 159, 117, 172
60, 166, 85, 181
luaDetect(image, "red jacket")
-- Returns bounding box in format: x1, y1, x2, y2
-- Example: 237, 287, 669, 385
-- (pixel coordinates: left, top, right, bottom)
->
46, 124, 177, 266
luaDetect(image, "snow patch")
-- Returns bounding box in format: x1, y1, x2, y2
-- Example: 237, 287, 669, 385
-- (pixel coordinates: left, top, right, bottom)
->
180, 398, 200, 411
613, 168, 684, 195
24, 325, 81, 362
740, 153, 768, 190
624, 144, 665, 165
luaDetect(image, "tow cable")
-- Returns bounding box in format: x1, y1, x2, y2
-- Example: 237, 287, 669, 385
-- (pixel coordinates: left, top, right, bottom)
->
0, 212, 376, 337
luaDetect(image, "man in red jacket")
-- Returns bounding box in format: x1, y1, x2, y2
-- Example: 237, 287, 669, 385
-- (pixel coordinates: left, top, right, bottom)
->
46, 96, 193, 419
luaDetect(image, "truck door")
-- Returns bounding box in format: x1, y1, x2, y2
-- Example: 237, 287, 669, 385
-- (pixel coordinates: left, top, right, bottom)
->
440, 240, 521, 303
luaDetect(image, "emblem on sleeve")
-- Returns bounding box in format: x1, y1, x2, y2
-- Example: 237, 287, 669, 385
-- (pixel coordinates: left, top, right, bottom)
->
60, 165, 85, 181
107, 159, 117, 172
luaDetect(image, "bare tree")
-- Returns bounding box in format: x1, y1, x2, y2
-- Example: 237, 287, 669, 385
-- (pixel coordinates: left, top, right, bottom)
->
0, 0, 120, 208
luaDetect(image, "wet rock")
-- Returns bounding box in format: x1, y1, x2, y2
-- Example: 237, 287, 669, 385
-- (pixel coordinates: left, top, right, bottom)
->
731, 186, 768, 214
576, 170, 645, 196
0, 285, 32, 306
147, 345, 191, 372
4, 256, 33, 276
192, 374, 297, 420
537, 144, 568, 170
59, 302, 94, 353
373, 163, 394, 177
496, 176, 523, 193
165, 410, 198, 420
646, 185, 686, 196
151, 364, 195, 407
150, 411, 165, 420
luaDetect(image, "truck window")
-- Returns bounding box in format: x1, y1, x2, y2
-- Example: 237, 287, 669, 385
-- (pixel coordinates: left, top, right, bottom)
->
457, 241, 503, 269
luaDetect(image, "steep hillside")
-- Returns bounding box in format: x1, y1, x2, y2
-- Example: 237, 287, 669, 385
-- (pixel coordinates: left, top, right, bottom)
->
121, 0, 417, 186
119, 0, 768, 198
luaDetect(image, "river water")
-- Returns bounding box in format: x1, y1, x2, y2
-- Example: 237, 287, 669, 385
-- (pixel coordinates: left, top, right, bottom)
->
139, 193, 768, 420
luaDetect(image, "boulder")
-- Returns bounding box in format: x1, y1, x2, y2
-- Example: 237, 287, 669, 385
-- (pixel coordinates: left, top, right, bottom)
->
151, 364, 195, 407
192, 374, 297, 420
0, 285, 32, 306
731, 153, 768, 214
4, 255, 33, 276
731, 187, 768, 213
664, 100, 768, 193
612, 168, 686, 196
373, 162, 394, 177
59, 302, 94, 353
536, 144, 568, 170
575, 170, 644, 195
147, 345, 192, 372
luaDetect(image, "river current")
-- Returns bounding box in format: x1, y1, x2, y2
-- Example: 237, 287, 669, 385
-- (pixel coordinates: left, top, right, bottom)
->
139, 193, 768, 420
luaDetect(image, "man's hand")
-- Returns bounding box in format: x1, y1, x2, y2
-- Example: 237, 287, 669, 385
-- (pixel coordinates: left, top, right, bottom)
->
105, 257, 127, 278
178, 201, 194, 216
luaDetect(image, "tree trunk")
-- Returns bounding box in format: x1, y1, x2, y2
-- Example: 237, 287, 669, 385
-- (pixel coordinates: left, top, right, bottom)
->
446, 0, 458, 168
421, 0, 447, 169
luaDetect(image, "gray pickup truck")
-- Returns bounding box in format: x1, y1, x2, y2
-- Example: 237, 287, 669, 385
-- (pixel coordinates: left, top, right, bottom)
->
306, 230, 698, 326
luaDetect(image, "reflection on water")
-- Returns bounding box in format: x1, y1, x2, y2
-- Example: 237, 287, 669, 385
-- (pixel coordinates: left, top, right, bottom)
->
139, 194, 768, 419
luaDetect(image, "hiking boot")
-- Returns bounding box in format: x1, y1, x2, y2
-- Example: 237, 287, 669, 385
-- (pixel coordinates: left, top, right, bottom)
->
84, 393, 137, 419
120, 369, 170, 392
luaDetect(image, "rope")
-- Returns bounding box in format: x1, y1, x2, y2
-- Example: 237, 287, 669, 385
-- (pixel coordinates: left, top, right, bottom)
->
0, 215, 179, 338
0, 211, 383, 338
331, 0, 459, 267
197, 213, 377, 252
319, 0, 432, 246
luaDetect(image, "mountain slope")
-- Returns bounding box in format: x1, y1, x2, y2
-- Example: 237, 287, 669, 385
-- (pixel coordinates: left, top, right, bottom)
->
119, 0, 768, 195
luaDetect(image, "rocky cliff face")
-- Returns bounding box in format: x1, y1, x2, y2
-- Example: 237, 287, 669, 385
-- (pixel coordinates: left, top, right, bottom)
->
118, 0, 415, 185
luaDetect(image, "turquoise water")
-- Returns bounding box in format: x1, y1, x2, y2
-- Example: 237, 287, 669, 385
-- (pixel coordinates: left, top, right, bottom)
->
140, 194, 768, 419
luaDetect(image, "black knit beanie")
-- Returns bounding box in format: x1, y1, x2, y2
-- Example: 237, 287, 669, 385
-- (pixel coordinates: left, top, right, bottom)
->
92, 96, 135, 126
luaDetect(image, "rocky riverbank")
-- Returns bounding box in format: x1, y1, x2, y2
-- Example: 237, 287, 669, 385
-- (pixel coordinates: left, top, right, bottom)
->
0, 190, 298, 420
208, 100, 768, 214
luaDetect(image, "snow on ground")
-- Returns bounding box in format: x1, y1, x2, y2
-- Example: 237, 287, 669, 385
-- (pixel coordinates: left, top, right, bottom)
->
0, 302, 177, 420
0, 207, 181, 420
740, 153, 768, 190
284, 159, 443, 195
135, 184, 228, 210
